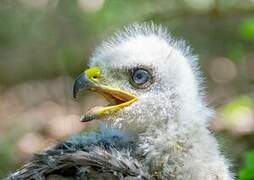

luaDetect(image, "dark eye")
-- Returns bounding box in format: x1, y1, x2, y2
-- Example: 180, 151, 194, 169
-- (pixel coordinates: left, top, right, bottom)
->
130, 68, 153, 88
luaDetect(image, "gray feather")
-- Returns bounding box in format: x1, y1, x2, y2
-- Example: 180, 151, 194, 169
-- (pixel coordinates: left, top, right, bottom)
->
7, 125, 152, 180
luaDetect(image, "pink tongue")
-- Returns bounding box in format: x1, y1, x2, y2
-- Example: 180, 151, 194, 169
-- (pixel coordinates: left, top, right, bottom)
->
80, 106, 103, 122
87, 106, 103, 114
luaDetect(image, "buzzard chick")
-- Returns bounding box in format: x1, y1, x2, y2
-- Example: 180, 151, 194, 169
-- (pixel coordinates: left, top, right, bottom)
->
8, 23, 233, 180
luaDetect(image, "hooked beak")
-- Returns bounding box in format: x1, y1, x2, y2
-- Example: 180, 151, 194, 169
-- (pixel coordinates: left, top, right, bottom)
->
73, 67, 138, 122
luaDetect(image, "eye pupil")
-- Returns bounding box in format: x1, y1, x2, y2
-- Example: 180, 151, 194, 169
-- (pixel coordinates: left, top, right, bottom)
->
136, 73, 143, 79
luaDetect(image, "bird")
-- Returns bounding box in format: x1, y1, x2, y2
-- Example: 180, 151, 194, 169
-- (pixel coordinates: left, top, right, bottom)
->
8, 23, 234, 180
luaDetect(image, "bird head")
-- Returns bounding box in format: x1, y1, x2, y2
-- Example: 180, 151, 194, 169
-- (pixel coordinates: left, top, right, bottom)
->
73, 23, 210, 133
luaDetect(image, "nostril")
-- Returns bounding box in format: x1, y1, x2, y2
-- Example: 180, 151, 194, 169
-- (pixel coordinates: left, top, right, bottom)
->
93, 75, 98, 79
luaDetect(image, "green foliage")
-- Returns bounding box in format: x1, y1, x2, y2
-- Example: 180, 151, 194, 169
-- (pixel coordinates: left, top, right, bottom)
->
223, 96, 253, 114
227, 44, 246, 63
1, 0, 254, 177
0, 129, 22, 178
240, 17, 254, 40
240, 151, 254, 180
222, 96, 253, 124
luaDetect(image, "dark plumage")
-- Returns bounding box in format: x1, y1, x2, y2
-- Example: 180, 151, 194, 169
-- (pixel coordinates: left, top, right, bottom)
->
7, 125, 152, 180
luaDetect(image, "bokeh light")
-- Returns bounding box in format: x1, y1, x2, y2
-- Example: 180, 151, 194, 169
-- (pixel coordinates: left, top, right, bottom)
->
209, 57, 237, 84
1, 0, 254, 179
78, 0, 105, 12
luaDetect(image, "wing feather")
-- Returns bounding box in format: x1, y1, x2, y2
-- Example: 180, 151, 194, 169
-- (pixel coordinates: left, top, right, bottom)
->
7, 125, 152, 180
7, 147, 150, 180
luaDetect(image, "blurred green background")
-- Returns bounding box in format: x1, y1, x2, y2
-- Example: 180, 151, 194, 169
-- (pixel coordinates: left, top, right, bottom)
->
0, 0, 254, 179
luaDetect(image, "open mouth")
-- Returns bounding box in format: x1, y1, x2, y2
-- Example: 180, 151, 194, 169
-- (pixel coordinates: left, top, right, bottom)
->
80, 86, 137, 122
73, 67, 138, 122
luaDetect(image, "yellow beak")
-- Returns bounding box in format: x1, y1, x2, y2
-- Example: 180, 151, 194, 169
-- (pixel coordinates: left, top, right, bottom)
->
73, 67, 138, 122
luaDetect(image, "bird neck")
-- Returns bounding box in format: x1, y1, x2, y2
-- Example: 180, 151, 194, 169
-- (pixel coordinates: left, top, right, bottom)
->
135, 98, 212, 178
